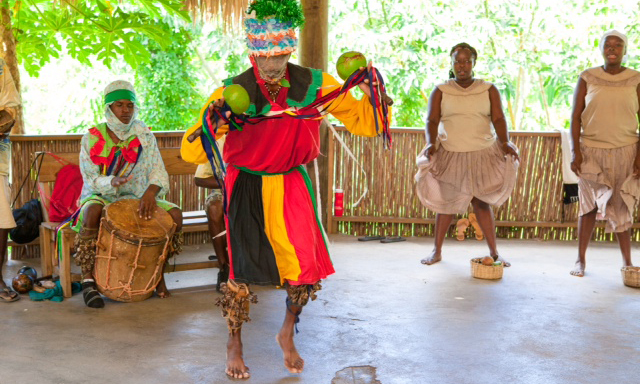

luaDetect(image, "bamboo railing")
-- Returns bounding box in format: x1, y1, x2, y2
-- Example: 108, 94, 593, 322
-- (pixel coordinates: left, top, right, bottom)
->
327, 127, 638, 241
9, 132, 211, 258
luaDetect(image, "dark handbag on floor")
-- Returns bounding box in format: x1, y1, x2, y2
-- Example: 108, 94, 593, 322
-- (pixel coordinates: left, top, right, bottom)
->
9, 152, 44, 244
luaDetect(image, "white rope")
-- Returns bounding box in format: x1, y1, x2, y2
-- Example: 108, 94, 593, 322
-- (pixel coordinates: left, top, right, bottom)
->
328, 123, 369, 207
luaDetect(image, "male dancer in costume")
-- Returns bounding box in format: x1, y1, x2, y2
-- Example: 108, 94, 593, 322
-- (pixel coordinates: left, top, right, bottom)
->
181, 0, 391, 378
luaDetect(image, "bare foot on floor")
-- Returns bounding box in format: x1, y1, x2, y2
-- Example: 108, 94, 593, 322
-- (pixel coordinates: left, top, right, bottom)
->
226, 338, 250, 379
155, 278, 171, 298
421, 250, 442, 265
276, 332, 304, 374
492, 255, 511, 267
570, 261, 585, 277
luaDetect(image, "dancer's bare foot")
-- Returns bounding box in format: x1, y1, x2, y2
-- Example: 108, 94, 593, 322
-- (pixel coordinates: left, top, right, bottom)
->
155, 277, 171, 298
421, 250, 442, 265
226, 333, 250, 379
276, 331, 304, 374
492, 254, 511, 267
570, 260, 585, 277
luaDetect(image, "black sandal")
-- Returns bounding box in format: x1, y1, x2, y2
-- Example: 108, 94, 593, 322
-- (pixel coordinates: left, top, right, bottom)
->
82, 281, 105, 308
358, 236, 386, 242
380, 236, 406, 243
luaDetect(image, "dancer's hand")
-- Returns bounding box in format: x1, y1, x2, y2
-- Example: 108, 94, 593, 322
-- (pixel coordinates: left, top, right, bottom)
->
571, 150, 583, 175
501, 141, 520, 161
357, 61, 394, 106
187, 99, 231, 143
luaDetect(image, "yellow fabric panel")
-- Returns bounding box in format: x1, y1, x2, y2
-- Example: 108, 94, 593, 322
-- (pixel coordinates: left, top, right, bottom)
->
180, 87, 229, 164
320, 72, 393, 137
261, 175, 301, 284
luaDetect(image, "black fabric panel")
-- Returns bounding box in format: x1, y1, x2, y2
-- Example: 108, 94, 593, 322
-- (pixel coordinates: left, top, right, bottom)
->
232, 68, 269, 116
227, 171, 281, 285
563, 183, 579, 204
285, 63, 312, 103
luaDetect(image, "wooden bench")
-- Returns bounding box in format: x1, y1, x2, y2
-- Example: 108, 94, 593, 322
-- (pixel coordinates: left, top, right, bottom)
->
37, 149, 218, 297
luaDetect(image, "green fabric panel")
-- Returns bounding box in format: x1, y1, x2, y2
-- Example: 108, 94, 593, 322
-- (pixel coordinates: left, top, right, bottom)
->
105, 89, 137, 104
286, 68, 324, 108
236, 166, 298, 176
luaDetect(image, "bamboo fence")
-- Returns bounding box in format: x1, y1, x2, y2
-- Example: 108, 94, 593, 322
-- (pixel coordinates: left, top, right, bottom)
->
327, 127, 639, 241
9, 132, 211, 259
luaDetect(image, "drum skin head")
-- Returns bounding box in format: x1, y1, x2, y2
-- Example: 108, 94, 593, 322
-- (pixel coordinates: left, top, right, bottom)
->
104, 199, 175, 240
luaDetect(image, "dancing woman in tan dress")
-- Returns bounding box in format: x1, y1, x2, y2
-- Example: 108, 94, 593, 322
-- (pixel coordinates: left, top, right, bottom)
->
570, 30, 640, 277
416, 43, 519, 266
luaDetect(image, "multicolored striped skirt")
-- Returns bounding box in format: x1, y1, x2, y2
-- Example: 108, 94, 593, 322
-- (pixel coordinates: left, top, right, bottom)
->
225, 165, 334, 286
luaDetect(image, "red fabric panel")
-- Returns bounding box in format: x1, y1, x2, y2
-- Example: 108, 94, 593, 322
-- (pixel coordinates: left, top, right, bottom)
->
224, 165, 240, 280
49, 164, 83, 222
282, 170, 334, 285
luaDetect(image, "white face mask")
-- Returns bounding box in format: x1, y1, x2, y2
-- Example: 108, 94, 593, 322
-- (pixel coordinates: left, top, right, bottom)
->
255, 54, 290, 83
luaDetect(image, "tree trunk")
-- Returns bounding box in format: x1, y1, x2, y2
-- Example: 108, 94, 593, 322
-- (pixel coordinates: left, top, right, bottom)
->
299, 0, 329, 228
0, 0, 23, 134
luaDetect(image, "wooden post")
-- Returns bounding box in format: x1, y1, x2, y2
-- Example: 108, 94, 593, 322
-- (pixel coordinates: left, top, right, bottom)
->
0, 1, 23, 134
299, 0, 330, 228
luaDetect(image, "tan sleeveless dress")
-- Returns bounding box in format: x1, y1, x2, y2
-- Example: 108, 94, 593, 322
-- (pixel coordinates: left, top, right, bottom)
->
415, 79, 519, 214
578, 67, 640, 232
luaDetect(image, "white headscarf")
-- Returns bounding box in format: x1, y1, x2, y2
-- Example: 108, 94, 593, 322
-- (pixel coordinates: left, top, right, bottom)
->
599, 30, 628, 61
103, 80, 149, 143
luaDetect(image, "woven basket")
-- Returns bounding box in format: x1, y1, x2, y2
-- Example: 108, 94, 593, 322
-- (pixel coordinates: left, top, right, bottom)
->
470, 258, 503, 280
621, 266, 640, 288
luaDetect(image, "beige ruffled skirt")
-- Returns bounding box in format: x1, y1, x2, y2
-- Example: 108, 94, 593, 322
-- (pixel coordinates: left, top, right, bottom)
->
0, 175, 16, 229
578, 144, 640, 232
415, 142, 519, 214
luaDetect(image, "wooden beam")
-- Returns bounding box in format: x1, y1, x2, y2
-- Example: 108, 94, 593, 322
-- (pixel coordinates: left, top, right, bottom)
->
300, 0, 329, 227
165, 261, 219, 273
299, 0, 328, 71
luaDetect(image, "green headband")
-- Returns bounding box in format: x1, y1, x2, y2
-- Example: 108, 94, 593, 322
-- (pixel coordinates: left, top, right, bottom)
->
105, 89, 137, 105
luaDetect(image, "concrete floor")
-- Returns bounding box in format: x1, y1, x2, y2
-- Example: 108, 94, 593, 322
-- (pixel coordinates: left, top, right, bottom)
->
1, 235, 639, 384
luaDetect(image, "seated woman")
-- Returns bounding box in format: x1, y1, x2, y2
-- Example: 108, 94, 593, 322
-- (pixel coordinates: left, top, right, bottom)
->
415, 42, 519, 267
73, 80, 183, 308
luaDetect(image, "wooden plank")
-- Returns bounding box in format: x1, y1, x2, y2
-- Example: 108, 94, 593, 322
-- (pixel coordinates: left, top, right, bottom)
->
37, 152, 79, 183
160, 148, 198, 175
9, 131, 186, 142
183, 210, 206, 219
7, 238, 40, 247
165, 261, 219, 272
331, 126, 561, 137
332, 216, 640, 229
39, 225, 53, 276
182, 223, 209, 233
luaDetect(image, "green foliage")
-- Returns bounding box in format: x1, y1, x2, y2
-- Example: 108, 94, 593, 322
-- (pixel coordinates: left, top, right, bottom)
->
9, 0, 190, 77
330, 0, 640, 129
134, 25, 204, 131
247, 0, 305, 29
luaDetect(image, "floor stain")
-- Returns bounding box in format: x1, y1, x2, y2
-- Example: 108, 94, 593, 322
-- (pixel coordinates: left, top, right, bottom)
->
332, 365, 381, 384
